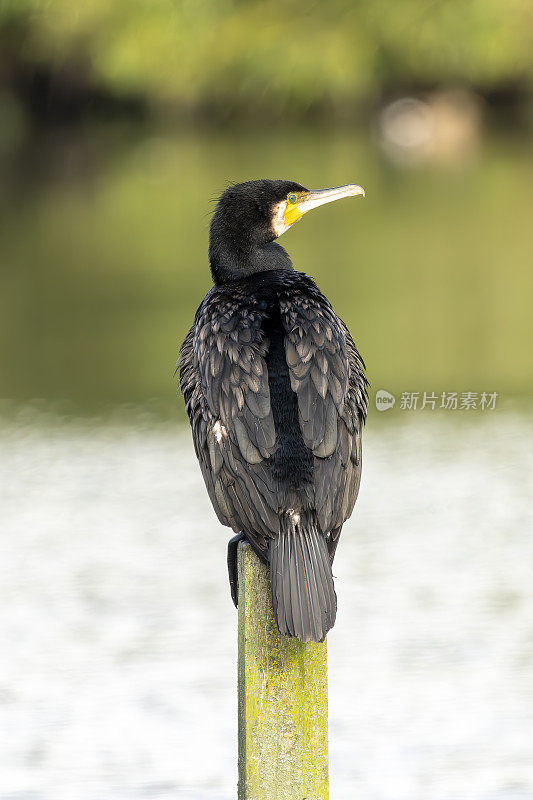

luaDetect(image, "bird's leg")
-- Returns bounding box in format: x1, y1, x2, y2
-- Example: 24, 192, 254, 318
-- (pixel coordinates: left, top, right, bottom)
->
227, 531, 247, 607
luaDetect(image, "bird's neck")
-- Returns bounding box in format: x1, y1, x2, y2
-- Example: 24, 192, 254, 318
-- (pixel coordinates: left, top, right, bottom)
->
209, 240, 293, 286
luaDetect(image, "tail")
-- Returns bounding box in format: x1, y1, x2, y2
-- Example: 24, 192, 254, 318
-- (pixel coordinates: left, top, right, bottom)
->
269, 511, 337, 643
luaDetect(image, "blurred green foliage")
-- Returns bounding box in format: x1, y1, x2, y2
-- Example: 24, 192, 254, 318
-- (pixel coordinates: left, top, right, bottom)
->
1, 0, 532, 114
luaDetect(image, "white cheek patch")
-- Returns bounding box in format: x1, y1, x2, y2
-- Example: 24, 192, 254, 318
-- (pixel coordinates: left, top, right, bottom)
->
271, 200, 291, 238
213, 420, 227, 443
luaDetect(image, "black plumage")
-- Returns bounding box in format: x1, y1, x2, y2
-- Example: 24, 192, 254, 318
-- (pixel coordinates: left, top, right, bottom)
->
179, 179, 367, 642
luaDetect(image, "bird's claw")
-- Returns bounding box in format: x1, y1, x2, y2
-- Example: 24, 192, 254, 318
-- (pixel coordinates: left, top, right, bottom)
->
227, 531, 246, 607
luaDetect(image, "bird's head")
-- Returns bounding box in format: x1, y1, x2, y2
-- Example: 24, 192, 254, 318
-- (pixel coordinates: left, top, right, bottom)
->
208, 178, 365, 284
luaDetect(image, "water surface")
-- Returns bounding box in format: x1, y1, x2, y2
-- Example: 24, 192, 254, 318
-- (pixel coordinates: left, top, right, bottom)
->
1, 412, 532, 800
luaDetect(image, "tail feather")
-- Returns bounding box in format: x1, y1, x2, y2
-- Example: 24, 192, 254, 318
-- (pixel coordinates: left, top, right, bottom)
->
269, 512, 336, 643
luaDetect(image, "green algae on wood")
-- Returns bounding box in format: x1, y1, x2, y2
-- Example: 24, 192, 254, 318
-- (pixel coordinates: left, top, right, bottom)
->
237, 542, 329, 799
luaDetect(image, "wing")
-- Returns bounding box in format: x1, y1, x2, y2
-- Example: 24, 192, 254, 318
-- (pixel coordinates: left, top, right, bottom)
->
280, 282, 367, 551
179, 289, 281, 555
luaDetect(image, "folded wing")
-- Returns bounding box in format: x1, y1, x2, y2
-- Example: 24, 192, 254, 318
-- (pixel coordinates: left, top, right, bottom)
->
279, 283, 367, 551
180, 288, 280, 556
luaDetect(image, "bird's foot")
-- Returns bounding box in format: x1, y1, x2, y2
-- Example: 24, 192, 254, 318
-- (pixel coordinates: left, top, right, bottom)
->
227, 531, 247, 607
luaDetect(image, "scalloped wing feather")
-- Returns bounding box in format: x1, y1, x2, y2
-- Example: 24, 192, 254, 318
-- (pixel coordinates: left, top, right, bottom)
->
179, 290, 280, 556
280, 282, 367, 540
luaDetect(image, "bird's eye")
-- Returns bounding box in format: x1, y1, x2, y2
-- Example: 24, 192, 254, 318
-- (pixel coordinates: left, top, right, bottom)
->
288, 194, 297, 204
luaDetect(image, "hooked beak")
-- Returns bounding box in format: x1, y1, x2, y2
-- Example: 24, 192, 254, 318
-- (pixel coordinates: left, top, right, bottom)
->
284, 183, 365, 227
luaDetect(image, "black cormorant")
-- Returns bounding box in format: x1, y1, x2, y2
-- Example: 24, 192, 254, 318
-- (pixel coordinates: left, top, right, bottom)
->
179, 179, 367, 643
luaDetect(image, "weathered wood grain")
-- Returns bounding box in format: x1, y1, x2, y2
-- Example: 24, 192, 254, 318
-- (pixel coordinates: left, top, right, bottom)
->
237, 541, 329, 799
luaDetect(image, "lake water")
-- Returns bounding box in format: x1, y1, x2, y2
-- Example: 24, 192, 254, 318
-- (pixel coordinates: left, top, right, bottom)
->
1, 128, 532, 416
1, 411, 532, 800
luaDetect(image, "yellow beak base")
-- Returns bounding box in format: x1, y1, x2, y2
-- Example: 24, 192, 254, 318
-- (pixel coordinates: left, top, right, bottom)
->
284, 204, 305, 226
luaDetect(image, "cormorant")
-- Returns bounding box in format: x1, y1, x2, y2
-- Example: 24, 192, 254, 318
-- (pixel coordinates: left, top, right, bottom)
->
179, 179, 367, 643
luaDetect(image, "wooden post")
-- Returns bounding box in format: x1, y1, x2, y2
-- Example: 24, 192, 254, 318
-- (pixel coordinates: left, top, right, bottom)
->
237, 541, 329, 800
